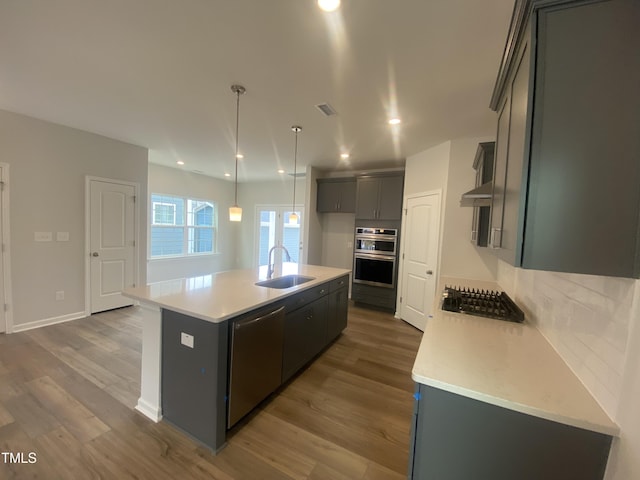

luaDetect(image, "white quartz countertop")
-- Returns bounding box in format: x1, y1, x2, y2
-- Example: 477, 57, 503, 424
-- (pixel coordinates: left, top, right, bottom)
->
412, 278, 619, 437
123, 264, 350, 324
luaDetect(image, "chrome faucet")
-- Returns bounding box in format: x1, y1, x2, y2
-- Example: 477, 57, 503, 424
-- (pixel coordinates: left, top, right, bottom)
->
267, 245, 291, 279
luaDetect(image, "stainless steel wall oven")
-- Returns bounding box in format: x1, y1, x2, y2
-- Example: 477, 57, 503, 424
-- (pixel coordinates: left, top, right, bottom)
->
353, 228, 397, 288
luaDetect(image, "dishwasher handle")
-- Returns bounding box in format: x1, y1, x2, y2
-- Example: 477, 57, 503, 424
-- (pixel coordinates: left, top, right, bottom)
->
234, 306, 285, 330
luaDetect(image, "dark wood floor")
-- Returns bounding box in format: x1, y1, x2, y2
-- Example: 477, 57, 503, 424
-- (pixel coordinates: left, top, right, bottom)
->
0, 303, 422, 479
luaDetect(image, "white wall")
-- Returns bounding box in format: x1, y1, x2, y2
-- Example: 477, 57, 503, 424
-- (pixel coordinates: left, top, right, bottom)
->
147, 163, 236, 283
303, 166, 323, 266
236, 177, 307, 269
442, 137, 498, 280
403, 138, 497, 283
496, 260, 640, 480
321, 213, 355, 270
403, 141, 450, 197
0, 109, 148, 328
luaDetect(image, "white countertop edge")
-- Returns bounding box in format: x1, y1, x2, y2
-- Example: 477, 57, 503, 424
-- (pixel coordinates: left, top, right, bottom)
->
124, 266, 351, 324
411, 374, 619, 437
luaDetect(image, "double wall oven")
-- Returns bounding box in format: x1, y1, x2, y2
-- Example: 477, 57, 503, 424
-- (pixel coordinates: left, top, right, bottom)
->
353, 227, 398, 289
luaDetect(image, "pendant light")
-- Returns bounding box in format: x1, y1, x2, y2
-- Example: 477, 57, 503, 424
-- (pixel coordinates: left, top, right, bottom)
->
229, 84, 246, 222
289, 125, 302, 225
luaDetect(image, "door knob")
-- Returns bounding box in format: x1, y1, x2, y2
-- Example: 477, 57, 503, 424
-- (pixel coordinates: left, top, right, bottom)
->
426, 270, 433, 275
92, 252, 99, 257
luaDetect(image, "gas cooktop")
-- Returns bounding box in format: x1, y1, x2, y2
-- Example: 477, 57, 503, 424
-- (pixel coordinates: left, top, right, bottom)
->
441, 286, 525, 323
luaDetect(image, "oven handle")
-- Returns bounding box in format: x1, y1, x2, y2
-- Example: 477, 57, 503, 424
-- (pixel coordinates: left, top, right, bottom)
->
355, 234, 397, 241
354, 253, 396, 261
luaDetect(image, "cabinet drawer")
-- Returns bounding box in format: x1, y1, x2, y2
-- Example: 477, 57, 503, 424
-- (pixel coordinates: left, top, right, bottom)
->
283, 282, 330, 313
329, 275, 349, 292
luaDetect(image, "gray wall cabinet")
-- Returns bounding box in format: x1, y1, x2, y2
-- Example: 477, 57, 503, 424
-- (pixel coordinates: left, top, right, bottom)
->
355, 174, 404, 221
470, 142, 495, 247
488, 0, 640, 278
316, 177, 356, 213
408, 384, 612, 480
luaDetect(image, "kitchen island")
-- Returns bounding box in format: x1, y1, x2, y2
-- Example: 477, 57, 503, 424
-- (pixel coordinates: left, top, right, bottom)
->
408, 278, 619, 480
123, 263, 350, 452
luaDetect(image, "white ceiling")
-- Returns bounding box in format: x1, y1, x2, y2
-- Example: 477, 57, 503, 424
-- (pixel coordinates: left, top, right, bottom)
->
0, 0, 514, 182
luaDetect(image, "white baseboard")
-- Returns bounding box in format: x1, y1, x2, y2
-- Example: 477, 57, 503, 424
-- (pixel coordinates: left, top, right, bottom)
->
135, 398, 162, 422
11, 311, 86, 333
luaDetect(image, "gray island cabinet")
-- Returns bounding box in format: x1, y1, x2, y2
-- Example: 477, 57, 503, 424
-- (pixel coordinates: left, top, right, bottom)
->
122, 266, 350, 453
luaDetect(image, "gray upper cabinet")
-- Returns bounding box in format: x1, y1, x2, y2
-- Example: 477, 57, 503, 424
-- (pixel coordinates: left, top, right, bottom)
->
470, 142, 495, 247
489, 24, 531, 264
355, 173, 404, 221
316, 178, 356, 213
488, 0, 640, 278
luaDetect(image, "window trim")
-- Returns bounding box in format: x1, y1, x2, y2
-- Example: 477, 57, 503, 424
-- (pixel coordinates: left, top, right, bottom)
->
149, 193, 218, 259
152, 201, 177, 225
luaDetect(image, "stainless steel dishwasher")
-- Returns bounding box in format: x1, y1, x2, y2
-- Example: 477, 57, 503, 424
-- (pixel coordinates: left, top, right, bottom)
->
227, 305, 285, 428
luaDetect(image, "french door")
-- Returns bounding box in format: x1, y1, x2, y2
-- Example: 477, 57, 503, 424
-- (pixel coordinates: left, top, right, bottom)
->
256, 206, 303, 268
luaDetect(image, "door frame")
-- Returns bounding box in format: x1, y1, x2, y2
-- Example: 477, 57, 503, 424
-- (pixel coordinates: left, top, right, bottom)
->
0, 163, 13, 333
84, 176, 140, 316
253, 204, 304, 268
395, 189, 443, 320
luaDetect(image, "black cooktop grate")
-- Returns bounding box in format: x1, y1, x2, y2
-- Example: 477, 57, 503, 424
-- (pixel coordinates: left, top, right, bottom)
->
441, 286, 525, 323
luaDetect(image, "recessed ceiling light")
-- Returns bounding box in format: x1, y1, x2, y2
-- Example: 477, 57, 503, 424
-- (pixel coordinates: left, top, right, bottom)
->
278, 169, 285, 174
388, 118, 401, 125
318, 0, 340, 12
340, 153, 350, 159
236, 153, 244, 159
176, 160, 185, 165
224, 173, 231, 177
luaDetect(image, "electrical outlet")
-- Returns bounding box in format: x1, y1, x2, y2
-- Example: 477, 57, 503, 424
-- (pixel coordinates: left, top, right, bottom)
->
34, 232, 53, 242
181, 332, 194, 348
55, 291, 64, 301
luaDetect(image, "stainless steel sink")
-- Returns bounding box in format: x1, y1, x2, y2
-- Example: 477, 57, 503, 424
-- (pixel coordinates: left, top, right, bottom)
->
255, 275, 315, 289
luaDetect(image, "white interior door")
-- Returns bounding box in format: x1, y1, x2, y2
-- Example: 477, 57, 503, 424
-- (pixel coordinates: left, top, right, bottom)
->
89, 179, 136, 313
256, 206, 302, 267
400, 192, 441, 331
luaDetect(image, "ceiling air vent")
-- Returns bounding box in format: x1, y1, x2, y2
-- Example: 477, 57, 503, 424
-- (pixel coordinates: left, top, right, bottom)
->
315, 103, 337, 117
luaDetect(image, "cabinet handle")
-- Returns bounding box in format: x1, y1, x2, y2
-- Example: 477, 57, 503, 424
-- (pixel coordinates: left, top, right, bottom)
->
319, 289, 326, 295
337, 201, 341, 211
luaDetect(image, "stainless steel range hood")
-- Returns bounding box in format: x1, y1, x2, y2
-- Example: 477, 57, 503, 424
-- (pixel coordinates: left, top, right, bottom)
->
460, 181, 492, 207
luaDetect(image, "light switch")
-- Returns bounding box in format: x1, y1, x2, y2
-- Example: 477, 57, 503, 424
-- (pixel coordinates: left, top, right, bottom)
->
56, 232, 70, 241
34, 232, 53, 242
180, 332, 194, 348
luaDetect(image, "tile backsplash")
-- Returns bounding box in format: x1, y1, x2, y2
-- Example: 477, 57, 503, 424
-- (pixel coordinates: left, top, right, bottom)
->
497, 260, 637, 417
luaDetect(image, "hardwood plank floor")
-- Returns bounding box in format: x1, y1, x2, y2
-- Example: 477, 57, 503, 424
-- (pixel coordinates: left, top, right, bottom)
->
0, 303, 422, 479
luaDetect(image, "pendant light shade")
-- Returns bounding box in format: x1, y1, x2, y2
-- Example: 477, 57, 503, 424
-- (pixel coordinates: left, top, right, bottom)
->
289, 126, 302, 225
229, 84, 246, 222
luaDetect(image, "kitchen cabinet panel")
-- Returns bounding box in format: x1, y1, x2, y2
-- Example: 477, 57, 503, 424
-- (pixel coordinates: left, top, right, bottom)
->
282, 295, 329, 382
327, 285, 348, 342
489, 30, 531, 265
487, 0, 640, 277
316, 178, 356, 213
521, 0, 640, 277
355, 174, 404, 221
408, 384, 612, 480
470, 142, 494, 247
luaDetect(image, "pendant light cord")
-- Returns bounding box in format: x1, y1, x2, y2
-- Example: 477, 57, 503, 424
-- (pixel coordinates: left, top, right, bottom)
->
234, 89, 240, 206
292, 129, 298, 214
